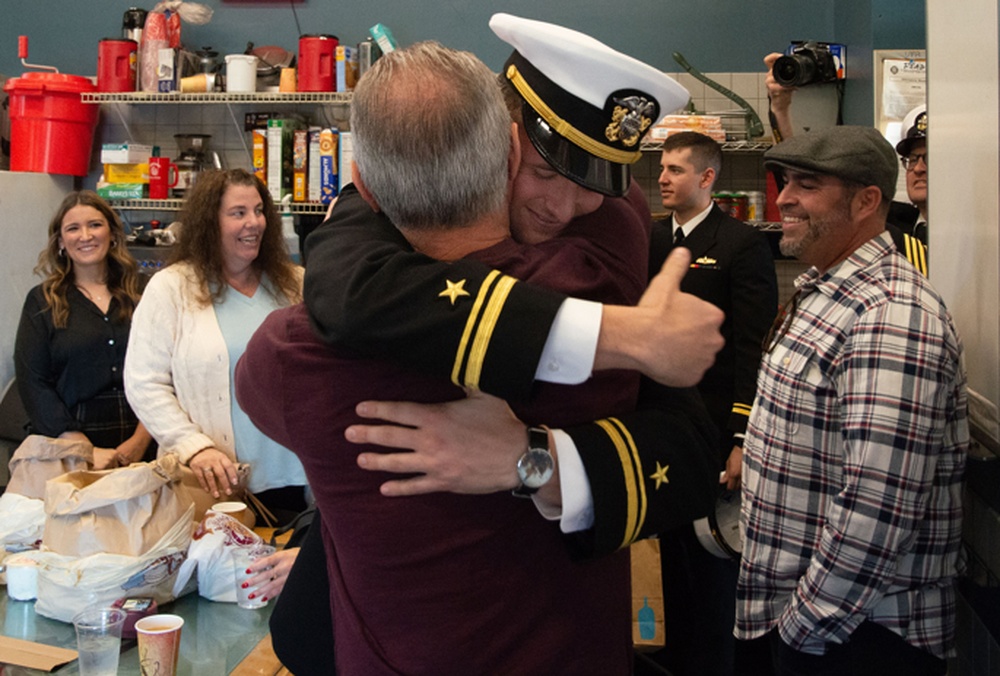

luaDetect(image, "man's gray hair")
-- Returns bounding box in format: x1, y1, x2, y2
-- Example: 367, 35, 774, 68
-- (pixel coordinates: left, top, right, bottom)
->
350, 41, 511, 230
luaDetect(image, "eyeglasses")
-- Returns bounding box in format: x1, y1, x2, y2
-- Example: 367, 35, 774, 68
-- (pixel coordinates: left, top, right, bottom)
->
762, 288, 804, 354
902, 152, 928, 171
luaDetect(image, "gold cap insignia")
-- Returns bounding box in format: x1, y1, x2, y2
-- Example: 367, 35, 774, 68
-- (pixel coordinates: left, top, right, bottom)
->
605, 95, 655, 148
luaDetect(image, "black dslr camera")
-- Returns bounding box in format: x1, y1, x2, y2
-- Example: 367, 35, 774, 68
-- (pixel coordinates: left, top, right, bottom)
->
773, 42, 841, 87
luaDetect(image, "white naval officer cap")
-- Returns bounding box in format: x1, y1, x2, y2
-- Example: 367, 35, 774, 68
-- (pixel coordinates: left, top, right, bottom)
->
895, 104, 927, 158
490, 13, 690, 197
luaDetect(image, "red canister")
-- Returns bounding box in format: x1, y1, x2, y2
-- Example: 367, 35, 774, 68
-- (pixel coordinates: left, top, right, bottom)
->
98, 38, 138, 92
298, 35, 338, 92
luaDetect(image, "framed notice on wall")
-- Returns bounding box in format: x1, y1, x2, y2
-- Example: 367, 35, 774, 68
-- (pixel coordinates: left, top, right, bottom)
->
873, 49, 927, 142
874, 50, 926, 200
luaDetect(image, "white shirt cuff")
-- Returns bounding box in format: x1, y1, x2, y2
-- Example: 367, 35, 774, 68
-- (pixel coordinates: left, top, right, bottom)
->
533, 428, 594, 533
534, 299, 601, 384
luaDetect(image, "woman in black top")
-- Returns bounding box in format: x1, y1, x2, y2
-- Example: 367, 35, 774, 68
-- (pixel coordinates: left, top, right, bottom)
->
15, 191, 153, 468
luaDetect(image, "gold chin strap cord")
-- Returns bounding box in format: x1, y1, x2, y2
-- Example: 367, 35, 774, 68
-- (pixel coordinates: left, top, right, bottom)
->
506, 64, 641, 165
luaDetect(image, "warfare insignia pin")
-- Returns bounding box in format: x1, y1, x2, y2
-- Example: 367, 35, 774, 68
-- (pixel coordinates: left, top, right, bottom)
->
605, 95, 656, 147
439, 279, 471, 305
695, 256, 718, 265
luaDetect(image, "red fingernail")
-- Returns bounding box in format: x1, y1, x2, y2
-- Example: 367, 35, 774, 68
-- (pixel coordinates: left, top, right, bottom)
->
246, 568, 252, 575
241, 582, 249, 589
248, 593, 255, 599
261, 597, 268, 603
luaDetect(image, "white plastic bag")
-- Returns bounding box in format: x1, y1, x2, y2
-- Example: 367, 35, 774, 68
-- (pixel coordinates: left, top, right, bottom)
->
173, 510, 261, 602
138, 1, 214, 91
0, 492, 45, 553
32, 503, 194, 623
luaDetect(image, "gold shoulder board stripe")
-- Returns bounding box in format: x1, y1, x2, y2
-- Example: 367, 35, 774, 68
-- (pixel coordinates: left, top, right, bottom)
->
506, 64, 641, 166
595, 417, 646, 549
450, 271, 518, 389
904, 234, 928, 277
732, 403, 753, 417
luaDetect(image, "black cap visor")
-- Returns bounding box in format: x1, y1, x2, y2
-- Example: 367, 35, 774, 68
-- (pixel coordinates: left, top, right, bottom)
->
522, 102, 629, 197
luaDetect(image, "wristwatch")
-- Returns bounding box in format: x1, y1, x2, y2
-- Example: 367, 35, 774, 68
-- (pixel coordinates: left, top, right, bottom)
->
512, 426, 554, 498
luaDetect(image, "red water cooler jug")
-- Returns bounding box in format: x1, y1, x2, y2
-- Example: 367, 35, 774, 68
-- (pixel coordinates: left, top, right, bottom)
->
298, 35, 338, 92
98, 38, 138, 92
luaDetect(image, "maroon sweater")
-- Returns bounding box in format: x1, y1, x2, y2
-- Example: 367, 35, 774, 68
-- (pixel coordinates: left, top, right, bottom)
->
236, 185, 649, 674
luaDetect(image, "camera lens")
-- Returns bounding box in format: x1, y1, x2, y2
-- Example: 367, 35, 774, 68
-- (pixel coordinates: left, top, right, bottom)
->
773, 54, 817, 87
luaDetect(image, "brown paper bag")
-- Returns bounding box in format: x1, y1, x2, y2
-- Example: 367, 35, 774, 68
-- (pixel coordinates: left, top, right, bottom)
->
42, 454, 193, 557
6, 435, 92, 499
631, 537, 666, 650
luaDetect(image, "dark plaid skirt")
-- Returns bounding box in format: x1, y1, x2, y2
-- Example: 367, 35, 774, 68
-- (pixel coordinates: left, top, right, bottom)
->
73, 388, 155, 461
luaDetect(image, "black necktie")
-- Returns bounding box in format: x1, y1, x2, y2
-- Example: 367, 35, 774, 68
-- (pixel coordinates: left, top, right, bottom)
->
673, 228, 685, 245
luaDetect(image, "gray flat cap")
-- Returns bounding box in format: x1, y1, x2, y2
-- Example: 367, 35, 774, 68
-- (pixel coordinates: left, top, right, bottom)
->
763, 126, 899, 200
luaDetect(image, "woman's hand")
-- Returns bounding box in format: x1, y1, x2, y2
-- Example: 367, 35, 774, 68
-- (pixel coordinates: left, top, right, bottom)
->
188, 447, 240, 499
92, 447, 119, 470
114, 423, 154, 466
240, 547, 299, 604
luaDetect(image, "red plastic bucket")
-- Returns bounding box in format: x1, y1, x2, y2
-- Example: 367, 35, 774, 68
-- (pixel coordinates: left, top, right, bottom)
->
3, 72, 99, 176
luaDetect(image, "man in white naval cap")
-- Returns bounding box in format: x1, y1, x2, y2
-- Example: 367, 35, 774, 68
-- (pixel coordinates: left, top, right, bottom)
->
890, 105, 928, 252
491, 12, 687, 197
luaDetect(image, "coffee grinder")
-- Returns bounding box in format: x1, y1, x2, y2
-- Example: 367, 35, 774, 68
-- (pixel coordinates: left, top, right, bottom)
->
173, 133, 211, 197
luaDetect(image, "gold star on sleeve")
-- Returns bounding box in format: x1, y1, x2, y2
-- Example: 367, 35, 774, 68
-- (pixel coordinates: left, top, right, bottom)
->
649, 462, 670, 490
439, 279, 471, 305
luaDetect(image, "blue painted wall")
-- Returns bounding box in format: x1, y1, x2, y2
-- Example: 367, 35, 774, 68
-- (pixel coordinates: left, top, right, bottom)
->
3, 1, 923, 123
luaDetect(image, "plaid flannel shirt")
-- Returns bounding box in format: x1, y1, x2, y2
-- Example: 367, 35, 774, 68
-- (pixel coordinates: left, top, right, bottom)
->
737, 231, 968, 659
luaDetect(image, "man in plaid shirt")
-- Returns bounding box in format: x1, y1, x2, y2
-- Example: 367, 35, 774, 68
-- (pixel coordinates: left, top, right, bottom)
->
735, 126, 967, 676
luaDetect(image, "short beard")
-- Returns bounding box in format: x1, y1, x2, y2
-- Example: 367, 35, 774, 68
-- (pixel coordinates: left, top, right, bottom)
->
779, 201, 850, 260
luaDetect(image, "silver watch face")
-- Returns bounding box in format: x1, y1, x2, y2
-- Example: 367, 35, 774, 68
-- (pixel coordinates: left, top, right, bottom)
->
517, 448, 554, 489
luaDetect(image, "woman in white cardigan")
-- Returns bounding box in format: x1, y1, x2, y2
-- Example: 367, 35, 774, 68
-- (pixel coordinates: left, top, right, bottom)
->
125, 169, 305, 603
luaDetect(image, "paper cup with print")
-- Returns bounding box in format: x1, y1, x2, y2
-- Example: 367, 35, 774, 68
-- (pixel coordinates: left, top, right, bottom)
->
136, 613, 184, 676
211, 500, 255, 529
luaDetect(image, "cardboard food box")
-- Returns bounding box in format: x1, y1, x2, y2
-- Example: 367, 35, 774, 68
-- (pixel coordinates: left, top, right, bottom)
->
646, 115, 727, 143
101, 143, 153, 165
97, 183, 147, 200
293, 128, 308, 202
336, 45, 358, 92
104, 162, 149, 184
319, 128, 339, 204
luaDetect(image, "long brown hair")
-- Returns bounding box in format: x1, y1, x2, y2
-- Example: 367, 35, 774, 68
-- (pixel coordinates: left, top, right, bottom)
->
35, 190, 141, 328
169, 169, 301, 306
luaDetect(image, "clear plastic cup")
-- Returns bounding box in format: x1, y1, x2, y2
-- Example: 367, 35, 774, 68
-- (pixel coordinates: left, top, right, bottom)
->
73, 607, 127, 676
232, 544, 276, 609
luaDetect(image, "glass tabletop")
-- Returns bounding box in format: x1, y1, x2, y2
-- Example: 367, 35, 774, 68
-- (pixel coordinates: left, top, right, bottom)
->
1, 590, 274, 675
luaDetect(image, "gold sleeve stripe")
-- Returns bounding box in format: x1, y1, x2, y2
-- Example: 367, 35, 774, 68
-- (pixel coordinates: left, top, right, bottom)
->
452, 270, 502, 388
506, 64, 642, 166
904, 234, 929, 277
732, 403, 752, 417
596, 417, 646, 549
463, 275, 517, 389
